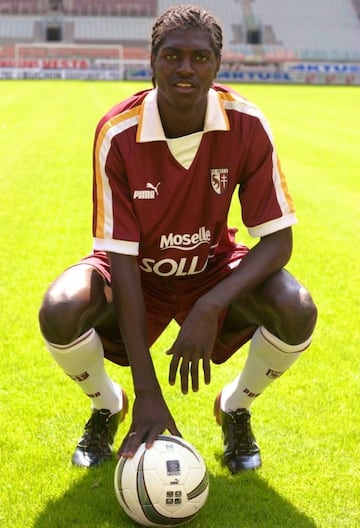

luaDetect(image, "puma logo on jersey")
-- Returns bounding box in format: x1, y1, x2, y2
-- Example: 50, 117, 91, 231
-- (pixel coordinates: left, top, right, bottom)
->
133, 182, 161, 199
146, 182, 161, 195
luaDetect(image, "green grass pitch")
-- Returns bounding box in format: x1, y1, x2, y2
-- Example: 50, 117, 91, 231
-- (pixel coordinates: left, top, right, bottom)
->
0, 80, 359, 527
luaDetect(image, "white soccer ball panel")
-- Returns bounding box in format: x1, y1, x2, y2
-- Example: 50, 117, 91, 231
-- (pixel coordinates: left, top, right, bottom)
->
114, 435, 209, 527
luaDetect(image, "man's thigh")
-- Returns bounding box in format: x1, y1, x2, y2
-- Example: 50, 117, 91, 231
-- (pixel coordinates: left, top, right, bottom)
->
77, 253, 175, 365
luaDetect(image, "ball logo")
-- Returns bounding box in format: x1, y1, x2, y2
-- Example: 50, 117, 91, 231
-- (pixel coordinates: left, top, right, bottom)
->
166, 459, 181, 476
210, 168, 229, 195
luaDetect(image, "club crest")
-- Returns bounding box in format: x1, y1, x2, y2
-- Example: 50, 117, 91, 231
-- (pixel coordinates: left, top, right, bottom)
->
210, 168, 229, 195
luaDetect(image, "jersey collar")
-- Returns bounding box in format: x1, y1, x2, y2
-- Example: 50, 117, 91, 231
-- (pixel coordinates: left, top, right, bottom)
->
136, 87, 230, 143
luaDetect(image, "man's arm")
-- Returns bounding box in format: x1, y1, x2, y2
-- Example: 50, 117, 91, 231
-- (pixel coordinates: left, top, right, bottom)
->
168, 227, 293, 393
108, 252, 181, 457
198, 227, 293, 308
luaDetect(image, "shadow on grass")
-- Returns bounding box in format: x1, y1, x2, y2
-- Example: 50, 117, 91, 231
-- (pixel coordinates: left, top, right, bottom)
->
32, 457, 317, 528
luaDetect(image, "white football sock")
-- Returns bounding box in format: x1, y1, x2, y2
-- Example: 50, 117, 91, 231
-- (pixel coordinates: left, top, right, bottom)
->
45, 328, 123, 414
221, 326, 312, 412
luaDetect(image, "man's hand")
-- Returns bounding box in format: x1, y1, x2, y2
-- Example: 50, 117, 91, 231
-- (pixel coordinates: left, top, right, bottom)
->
167, 305, 219, 393
118, 391, 181, 458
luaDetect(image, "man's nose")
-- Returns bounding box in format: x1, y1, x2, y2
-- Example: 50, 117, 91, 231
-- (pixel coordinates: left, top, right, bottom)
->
176, 56, 194, 75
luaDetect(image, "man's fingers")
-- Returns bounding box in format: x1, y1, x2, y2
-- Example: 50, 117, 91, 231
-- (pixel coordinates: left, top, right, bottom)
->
119, 424, 181, 458
118, 431, 143, 458
169, 351, 210, 392
191, 360, 199, 392
180, 359, 190, 394
168, 353, 181, 385
144, 427, 162, 449
203, 357, 211, 385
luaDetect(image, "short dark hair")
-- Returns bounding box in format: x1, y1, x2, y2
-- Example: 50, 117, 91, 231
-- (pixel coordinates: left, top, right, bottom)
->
151, 4, 223, 59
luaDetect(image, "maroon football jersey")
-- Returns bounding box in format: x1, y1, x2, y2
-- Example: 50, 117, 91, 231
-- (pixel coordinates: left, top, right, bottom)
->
93, 84, 296, 278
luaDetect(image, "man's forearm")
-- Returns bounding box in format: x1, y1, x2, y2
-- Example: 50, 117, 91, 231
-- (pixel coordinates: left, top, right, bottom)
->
107, 252, 161, 394
194, 227, 293, 314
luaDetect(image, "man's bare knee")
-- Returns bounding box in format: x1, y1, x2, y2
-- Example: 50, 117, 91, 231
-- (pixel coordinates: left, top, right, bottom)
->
261, 281, 317, 344
39, 286, 88, 344
38, 265, 107, 344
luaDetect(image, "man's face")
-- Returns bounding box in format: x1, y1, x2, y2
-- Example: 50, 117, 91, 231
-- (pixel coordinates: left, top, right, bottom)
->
151, 28, 221, 112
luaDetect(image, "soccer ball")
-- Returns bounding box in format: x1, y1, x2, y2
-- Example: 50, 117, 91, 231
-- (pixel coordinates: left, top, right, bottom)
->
114, 435, 209, 527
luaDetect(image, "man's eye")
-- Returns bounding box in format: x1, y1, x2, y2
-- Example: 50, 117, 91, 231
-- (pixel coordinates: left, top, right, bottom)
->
196, 54, 208, 62
165, 53, 178, 61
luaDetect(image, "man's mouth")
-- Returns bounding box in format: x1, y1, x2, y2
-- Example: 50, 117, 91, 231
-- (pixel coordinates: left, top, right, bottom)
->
174, 81, 196, 92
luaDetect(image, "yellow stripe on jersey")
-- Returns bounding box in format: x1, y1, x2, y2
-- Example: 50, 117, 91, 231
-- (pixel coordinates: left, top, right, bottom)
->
223, 92, 295, 217
276, 156, 295, 213
136, 98, 145, 143
215, 92, 231, 130
94, 106, 141, 239
218, 91, 236, 102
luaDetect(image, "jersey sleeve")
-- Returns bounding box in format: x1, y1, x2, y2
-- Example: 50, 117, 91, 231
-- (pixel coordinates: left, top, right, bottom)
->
239, 114, 297, 238
92, 118, 140, 255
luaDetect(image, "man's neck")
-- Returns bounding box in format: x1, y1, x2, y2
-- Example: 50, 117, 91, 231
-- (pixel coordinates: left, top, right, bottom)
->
157, 99, 207, 139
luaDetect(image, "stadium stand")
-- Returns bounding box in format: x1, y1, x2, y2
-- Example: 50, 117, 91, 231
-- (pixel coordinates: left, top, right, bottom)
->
0, 0, 47, 15
0, 0, 359, 82
0, 0, 157, 16
0, 16, 35, 41
73, 16, 153, 45
0, 0, 359, 60
250, 0, 360, 61
63, 0, 157, 17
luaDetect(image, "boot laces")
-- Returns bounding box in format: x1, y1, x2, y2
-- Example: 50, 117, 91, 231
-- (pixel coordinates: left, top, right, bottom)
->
231, 410, 254, 450
79, 409, 113, 451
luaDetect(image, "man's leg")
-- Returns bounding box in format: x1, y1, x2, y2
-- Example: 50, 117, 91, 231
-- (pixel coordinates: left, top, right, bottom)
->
216, 269, 317, 474
39, 264, 128, 467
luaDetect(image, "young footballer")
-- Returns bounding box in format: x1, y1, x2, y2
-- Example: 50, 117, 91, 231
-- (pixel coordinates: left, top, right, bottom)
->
39, 4, 317, 474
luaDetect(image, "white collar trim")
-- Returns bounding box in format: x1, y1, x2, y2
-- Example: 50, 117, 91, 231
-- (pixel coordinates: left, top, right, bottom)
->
136, 87, 229, 142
